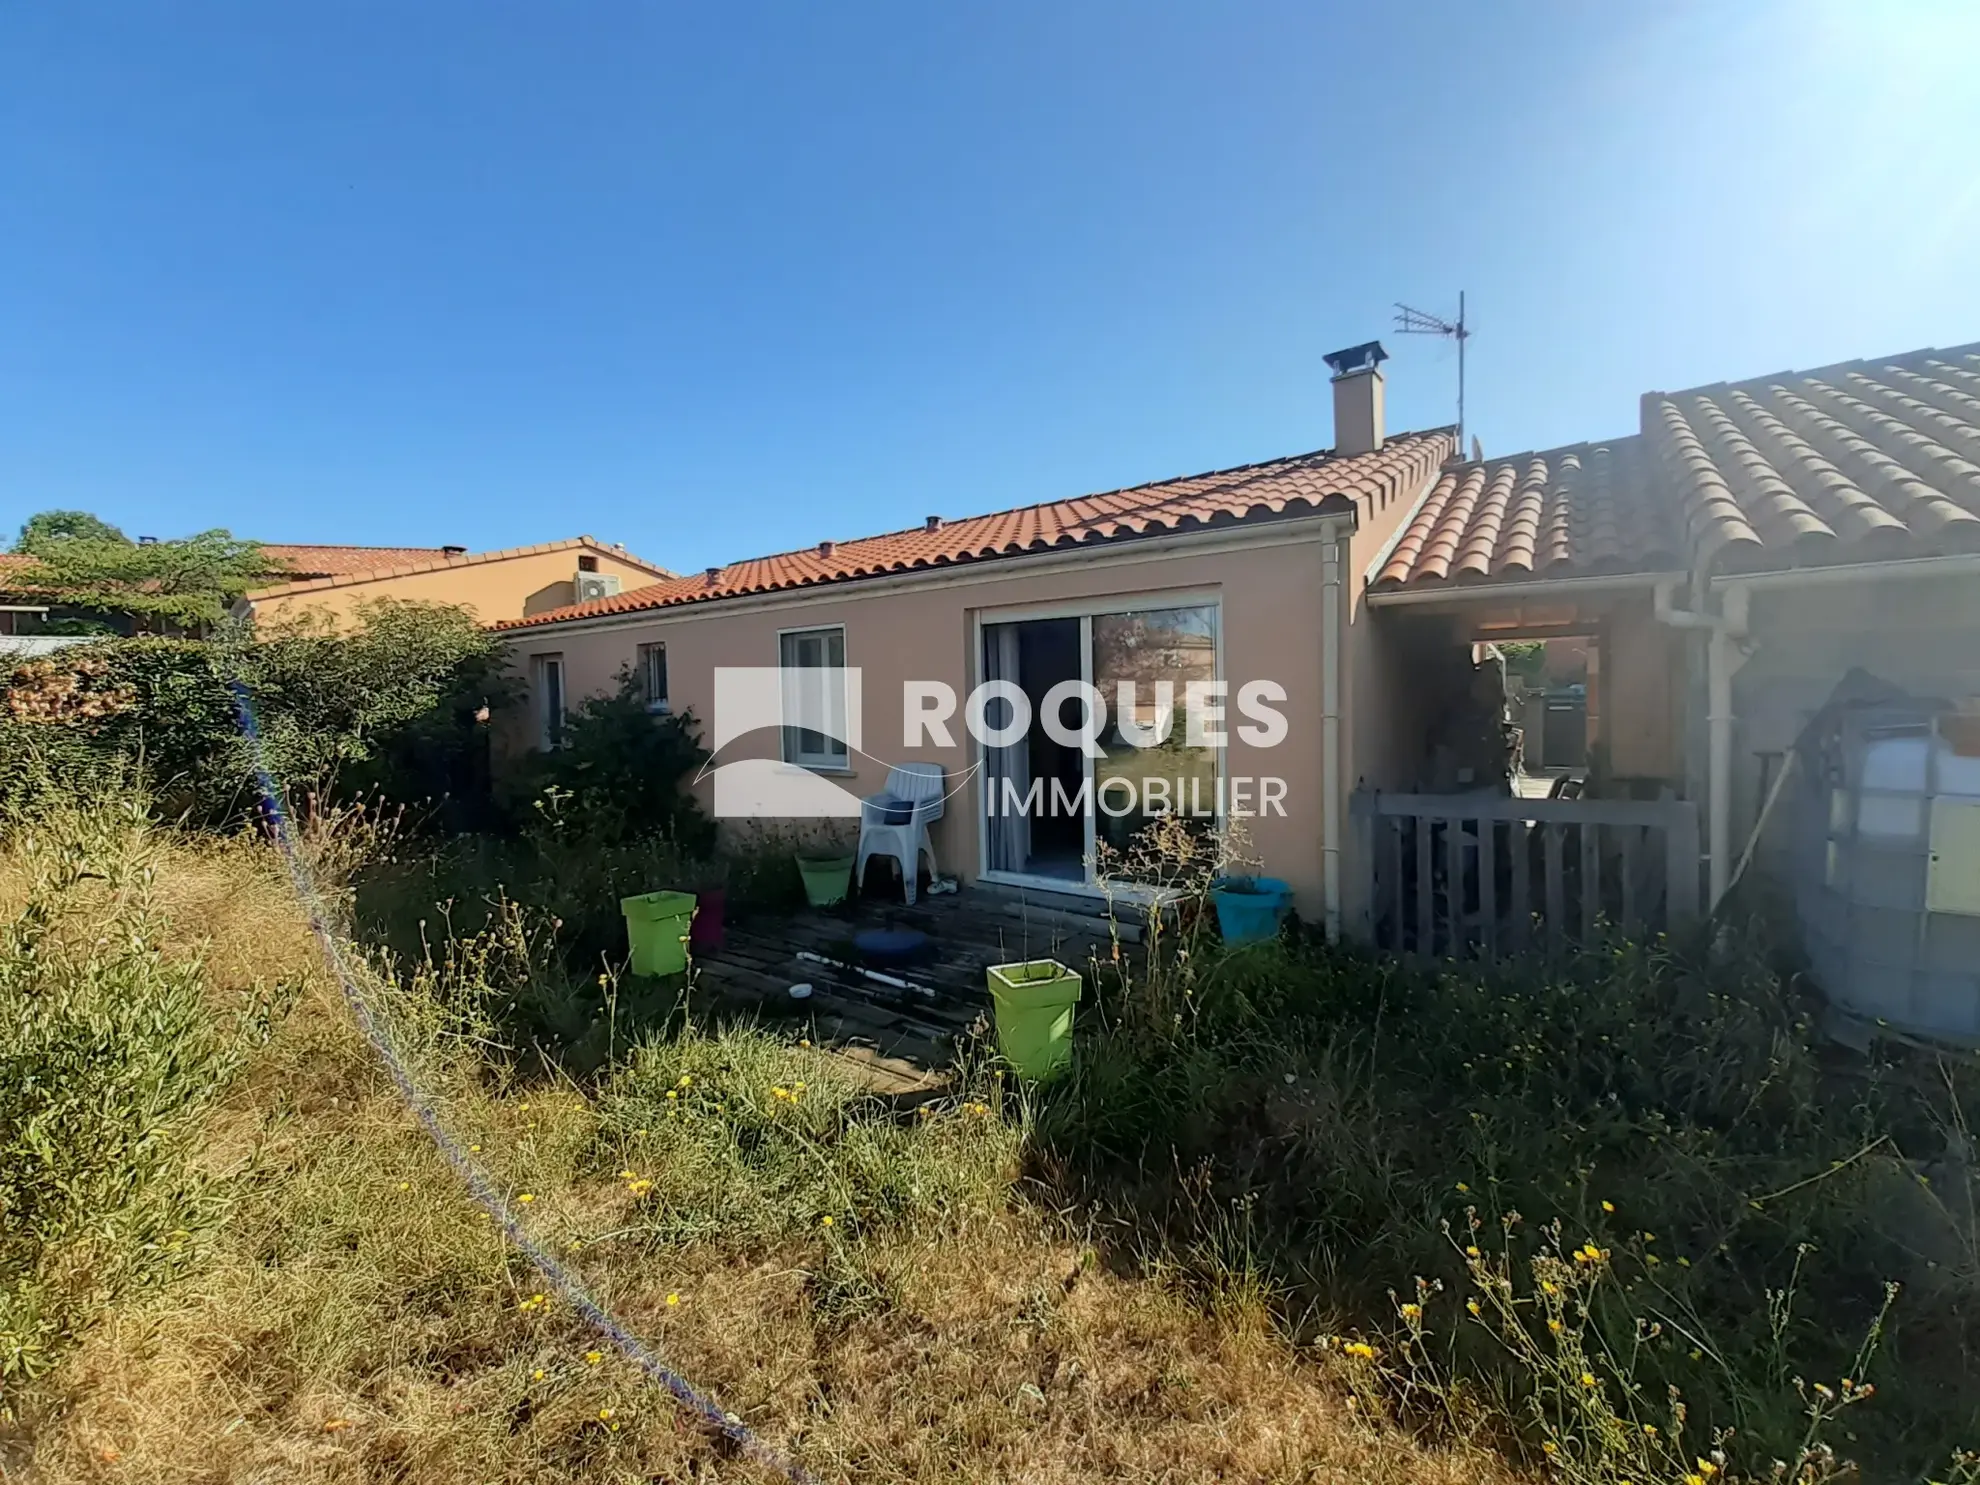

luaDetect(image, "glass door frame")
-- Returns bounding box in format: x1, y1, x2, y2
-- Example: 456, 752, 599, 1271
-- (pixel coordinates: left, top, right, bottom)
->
971, 588, 1224, 897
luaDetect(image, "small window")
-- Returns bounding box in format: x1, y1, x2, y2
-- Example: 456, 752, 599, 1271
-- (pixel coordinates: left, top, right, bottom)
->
638, 642, 669, 714
779, 626, 849, 769
531, 653, 566, 749
577, 554, 600, 573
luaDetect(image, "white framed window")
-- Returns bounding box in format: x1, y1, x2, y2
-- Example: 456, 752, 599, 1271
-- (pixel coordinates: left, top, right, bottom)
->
638, 642, 669, 714
778, 625, 849, 769
531, 652, 566, 749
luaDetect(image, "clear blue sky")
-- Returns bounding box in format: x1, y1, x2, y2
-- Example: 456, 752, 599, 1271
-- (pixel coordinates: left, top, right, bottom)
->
5, 2, 1978, 574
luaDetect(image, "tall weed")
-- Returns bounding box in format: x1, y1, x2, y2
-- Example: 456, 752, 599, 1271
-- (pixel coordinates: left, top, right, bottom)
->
0, 799, 278, 1390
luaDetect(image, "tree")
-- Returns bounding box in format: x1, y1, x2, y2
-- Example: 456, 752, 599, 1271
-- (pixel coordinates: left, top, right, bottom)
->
8, 510, 273, 629
15, 511, 131, 549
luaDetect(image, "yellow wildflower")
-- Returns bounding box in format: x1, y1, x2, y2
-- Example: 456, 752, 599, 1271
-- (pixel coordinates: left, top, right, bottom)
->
598, 1407, 614, 1422
532, 1368, 546, 1380
1542, 1441, 1557, 1455
1465, 1245, 1480, 1258
1343, 1341, 1376, 1359
397, 1181, 410, 1191
1580, 1371, 1597, 1387
678, 1074, 692, 1087
585, 1350, 603, 1365
820, 1215, 833, 1227
1548, 1318, 1563, 1333
1400, 1303, 1422, 1320
666, 1090, 678, 1101
1601, 1200, 1615, 1213
1455, 1181, 1470, 1193
666, 1292, 681, 1306
627, 1178, 652, 1197
518, 1193, 535, 1204
1466, 1299, 1481, 1316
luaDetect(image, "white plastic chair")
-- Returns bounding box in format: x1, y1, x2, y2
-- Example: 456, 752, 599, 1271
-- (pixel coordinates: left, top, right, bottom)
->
856, 762, 946, 905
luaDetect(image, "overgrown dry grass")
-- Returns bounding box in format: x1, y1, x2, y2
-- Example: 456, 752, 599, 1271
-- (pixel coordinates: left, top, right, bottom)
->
4, 816, 1512, 1484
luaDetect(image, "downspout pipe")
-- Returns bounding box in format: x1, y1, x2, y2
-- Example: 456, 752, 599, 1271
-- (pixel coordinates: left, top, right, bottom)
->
1321, 528, 1346, 942
1652, 578, 1749, 912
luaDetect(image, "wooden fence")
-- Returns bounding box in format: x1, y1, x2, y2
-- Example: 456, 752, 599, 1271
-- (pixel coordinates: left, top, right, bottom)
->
1350, 791, 1701, 958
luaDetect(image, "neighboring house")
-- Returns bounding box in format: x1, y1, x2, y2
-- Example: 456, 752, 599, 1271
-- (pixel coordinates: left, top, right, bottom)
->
496, 343, 1453, 935
240, 538, 672, 625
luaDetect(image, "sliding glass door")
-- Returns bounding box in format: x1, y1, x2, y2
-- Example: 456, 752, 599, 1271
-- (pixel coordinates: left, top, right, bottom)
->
979, 598, 1220, 889
1091, 604, 1218, 863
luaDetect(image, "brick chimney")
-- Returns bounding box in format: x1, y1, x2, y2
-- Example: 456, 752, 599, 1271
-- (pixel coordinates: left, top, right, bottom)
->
1324, 340, 1389, 457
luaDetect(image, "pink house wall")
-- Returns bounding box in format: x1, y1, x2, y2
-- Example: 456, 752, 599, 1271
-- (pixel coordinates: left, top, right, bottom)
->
500, 527, 1349, 912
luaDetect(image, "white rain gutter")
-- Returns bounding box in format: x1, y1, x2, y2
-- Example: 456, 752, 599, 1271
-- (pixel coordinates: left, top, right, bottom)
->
1708, 552, 1980, 590
1321, 528, 1348, 942
1364, 571, 1685, 608
1653, 577, 1750, 912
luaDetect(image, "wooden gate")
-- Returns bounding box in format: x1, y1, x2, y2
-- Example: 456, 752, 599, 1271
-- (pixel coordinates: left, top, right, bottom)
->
1351, 791, 1701, 958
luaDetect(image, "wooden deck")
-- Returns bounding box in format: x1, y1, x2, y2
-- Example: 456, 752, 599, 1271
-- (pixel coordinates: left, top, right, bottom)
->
689, 884, 1135, 1093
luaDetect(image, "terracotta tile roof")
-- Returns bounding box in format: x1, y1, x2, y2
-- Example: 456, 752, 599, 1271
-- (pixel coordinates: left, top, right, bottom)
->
1374, 436, 1681, 590
0, 553, 50, 595
250, 537, 673, 600
1375, 340, 1980, 593
260, 543, 456, 578
495, 429, 1456, 630
1642, 341, 1980, 570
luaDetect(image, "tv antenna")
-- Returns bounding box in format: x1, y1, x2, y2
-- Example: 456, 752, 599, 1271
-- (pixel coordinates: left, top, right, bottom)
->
1394, 291, 1470, 450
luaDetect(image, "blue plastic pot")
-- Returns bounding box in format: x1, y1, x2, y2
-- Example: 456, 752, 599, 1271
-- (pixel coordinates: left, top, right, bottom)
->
1209, 876, 1292, 946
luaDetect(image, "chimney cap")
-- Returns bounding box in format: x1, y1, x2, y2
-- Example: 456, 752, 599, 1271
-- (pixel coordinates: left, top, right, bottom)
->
441, 544, 468, 556
704, 566, 722, 587
925, 515, 943, 532
817, 539, 835, 558
1323, 341, 1389, 379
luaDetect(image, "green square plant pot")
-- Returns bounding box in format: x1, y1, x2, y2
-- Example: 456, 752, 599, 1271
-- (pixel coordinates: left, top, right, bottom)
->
620, 889, 696, 977
986, 959, 1082, 1082
796, 852, 856, 908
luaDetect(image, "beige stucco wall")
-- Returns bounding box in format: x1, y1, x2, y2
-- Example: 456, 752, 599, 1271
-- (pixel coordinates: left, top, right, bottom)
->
1346, 453, 1449, 794
499, 528, 1347, 912
1601, 596, 1682, 783
248, 547, 665, 627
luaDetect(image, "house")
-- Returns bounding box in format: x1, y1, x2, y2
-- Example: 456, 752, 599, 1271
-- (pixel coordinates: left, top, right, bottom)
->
491, 336, 1980, 1005
495, 344, 1453, 937
240, 538, 673, 626
1364, 339, 1980, 1037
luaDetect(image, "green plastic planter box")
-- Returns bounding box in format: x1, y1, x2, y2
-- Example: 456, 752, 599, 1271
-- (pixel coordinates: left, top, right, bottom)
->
795, 852, 855, 908
986, 959, 1082, 1081
620, 889, 696, 977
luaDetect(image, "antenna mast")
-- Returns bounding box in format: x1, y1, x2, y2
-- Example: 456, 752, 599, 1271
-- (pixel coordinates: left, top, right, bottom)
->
1394, 291, 1470, 449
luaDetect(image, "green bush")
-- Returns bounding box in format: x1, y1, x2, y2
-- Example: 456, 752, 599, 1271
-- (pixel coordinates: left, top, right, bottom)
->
1035, 927, 1980, 1478
502, 671, 714, 853
0, 801, 275, 1388
0, 600, 511, 829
